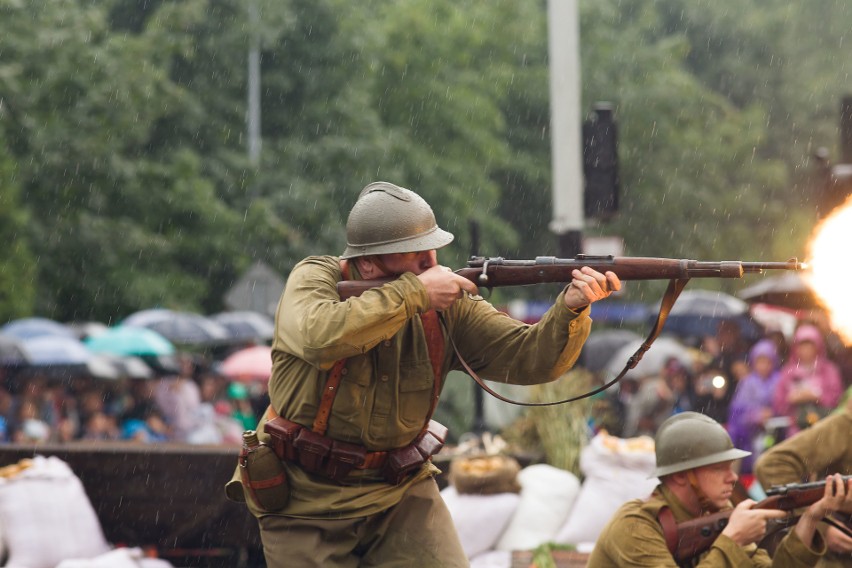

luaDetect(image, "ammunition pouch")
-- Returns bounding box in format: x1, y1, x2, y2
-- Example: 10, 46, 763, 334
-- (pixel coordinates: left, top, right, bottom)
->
382, 420, 448, 485
292, 428, 332, 473
264, 415, 447, 485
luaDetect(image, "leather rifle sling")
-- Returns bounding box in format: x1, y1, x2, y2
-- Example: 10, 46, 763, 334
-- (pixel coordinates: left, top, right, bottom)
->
441, 278, 691, 406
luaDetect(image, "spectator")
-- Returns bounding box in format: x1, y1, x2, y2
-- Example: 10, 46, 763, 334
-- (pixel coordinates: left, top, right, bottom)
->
727, 339, 781, 474
227, 382, 257, 431
773, 324, 843, 438
153, 353, 202, 442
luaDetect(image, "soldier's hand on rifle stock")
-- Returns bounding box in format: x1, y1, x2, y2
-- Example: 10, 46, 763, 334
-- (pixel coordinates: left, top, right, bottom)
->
417, 265, 480, 311
564, 267, 621, 310
721, 499, 787, 547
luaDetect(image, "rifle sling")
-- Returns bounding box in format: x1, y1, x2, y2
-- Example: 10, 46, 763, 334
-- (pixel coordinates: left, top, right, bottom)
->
443, 277, 691, 406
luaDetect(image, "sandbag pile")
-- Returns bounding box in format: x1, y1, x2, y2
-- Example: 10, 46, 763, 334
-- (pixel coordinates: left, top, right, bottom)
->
441, 432, 660, 566
0, 456, 173, 568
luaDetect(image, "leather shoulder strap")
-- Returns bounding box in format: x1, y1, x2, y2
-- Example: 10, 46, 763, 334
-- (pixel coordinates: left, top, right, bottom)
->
420, 309, 445, 430
312, 359, 348, 435
657, 505, 680, 559
311, 309, 445, 436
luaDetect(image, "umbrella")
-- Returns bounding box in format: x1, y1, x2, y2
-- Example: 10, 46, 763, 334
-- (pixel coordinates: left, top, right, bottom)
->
579, 329, 642, 373
604, 336, 694, 382
737, 272, 820, 310
210, 311, 275, 342
654, 290, 760, 342
18, 336, 117, 380
92, 353, 154, 380
1, 317, 76, 340
84, 326, 175, 357
121, 309, 231, 346
219, 345, 273, 382
0, 334, 30, 366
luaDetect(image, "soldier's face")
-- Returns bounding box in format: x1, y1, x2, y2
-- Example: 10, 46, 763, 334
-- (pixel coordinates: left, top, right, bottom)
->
695, 460, 738, 509
374, 250, 437, 276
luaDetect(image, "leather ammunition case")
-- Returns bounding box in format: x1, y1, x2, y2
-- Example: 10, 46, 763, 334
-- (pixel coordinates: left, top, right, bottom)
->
382, 444, 425, 485
264, 416, 301, 461
292, 428, 332, 472
325, 440, 367, 481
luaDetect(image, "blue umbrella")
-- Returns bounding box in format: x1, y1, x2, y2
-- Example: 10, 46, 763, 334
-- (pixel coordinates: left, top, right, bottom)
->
84, 326, 175, 357
1, 317, 75, 340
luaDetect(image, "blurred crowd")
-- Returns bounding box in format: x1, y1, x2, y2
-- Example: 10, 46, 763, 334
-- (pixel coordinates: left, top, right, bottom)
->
0, 353, 267, 446
592, 315, 852, 477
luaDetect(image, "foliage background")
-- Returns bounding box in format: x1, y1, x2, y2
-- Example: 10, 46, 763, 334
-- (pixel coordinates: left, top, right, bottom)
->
1, 0, 850, 322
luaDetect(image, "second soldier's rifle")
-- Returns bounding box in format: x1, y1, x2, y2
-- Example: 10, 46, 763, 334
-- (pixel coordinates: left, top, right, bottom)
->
662, 476, 852, 565
337, 255, 805, 405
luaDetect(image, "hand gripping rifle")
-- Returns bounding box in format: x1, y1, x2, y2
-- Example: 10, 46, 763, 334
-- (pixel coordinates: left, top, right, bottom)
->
337, 255, 805, 406
661, 476, 852, 565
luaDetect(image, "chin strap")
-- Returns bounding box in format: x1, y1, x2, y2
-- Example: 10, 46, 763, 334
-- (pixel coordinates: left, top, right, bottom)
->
444, 278, 691, 406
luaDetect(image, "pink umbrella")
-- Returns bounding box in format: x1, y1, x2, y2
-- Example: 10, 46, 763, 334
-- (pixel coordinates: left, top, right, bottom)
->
220, 345, 273, 382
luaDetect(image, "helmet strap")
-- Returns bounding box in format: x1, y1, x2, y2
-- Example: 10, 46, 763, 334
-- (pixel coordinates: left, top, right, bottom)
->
366, 255, 395, 277
687, 469, 716, 512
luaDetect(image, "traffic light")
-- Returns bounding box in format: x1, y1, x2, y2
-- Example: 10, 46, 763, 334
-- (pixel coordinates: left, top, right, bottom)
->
583, 103, 619, 220
815, 96, 852, 218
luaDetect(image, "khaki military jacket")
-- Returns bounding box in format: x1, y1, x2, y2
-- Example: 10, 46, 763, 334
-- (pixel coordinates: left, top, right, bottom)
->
587, 484, 825, 568
755, 408, 852, 568
228, 255, 591, 519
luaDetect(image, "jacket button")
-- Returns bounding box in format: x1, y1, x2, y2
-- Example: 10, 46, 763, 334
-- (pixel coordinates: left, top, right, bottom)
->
380, 374, 389, 382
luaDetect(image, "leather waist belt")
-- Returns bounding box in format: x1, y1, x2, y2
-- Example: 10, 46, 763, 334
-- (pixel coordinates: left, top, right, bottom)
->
263, 407, 448, 484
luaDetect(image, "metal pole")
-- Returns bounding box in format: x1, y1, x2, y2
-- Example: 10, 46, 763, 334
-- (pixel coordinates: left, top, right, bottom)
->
547, 0, 584, 257
247, 0, 262, 166
469, 220, 488, 434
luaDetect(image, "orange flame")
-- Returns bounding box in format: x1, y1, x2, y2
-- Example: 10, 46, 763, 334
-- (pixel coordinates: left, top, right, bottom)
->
808, 195, 852, 344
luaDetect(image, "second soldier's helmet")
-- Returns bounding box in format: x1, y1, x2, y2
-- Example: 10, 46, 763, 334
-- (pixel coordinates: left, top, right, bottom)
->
650, 411, 750, 478
340, 182, 454, 259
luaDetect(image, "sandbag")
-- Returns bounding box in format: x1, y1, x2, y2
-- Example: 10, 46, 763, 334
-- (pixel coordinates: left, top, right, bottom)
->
554, 432, 658, 545
441, 486, 520, 558
494, 464, 581, 551
0, 456, 110, 568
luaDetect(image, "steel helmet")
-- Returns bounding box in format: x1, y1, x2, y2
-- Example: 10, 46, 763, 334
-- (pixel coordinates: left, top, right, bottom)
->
340, 181, 454, 259
650, 411, 750, 478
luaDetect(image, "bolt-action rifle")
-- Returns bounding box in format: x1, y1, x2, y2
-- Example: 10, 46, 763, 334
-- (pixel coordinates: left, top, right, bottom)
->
664, 476, 852, 564
337, 255, 804, 299
336, 255, 804, 406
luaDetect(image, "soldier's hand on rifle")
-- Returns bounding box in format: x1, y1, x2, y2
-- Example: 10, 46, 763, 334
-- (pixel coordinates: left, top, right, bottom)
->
417, 265, 480, 311
564, 267, 621, 310
795, 474, 852, 550
721, 499, 787, 547
825, 525, 852, 554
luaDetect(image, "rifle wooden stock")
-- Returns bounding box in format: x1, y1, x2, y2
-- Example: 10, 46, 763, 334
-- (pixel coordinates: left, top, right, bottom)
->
337, 255, 805, 300
670, 475, 852, 564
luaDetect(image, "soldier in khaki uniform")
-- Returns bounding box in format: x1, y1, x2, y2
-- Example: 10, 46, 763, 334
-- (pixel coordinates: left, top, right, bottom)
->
755, 397, 852, 567
588, 412, 850, 567
226, 181, 620, 567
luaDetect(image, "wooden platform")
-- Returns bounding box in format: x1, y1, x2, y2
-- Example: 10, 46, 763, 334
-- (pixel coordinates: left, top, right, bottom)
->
512, 549, 590, 568
0, 443, 263, 566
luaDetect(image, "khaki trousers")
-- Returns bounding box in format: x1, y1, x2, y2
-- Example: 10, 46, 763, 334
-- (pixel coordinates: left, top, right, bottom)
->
258, 478, 468, 568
